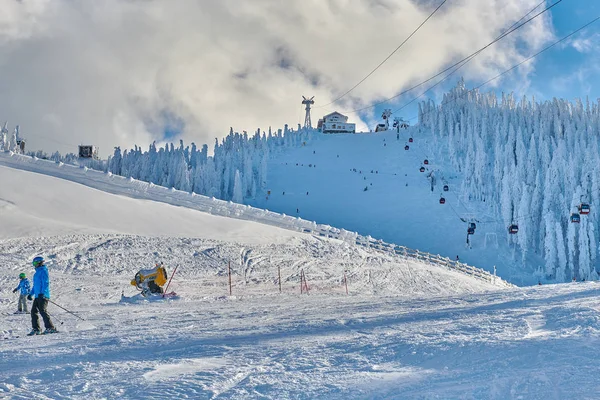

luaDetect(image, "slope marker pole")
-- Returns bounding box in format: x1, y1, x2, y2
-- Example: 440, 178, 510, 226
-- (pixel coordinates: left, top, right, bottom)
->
163, 265, 178, 297
228, 261, 232, 296
278, 265, 282, 293
344, 272, 348, 295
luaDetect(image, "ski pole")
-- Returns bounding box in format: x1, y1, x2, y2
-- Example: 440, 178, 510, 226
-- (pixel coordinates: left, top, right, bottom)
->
48, 300, 85, 321
47, 312, 64, 326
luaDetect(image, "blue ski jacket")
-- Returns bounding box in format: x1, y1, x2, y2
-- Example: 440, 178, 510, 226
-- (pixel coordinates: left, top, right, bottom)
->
30, 265, 51, 299
14, 278, 31, 295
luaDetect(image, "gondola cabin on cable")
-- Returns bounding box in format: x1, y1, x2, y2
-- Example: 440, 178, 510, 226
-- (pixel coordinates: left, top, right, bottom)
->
469, 222, 476, 230
579, 203, 590, 214
443, 184, 449, 192
408, 137, 413, 143
508, 224, 519, 234
439, 197, 446, 204
467, 227, 475, 235
570, 213, 581, 223
419, 166, 425, 172
405, 145, 410, 150
423, 159, 429, 165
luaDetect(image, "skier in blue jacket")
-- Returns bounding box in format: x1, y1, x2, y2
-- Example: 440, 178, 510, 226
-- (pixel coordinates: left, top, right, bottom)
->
27, 256, 57, 335
12, 273, 31, 313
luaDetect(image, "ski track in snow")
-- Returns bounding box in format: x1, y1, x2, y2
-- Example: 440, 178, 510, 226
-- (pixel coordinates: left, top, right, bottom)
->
0, 150, 598, 398
0, 235, 599, 398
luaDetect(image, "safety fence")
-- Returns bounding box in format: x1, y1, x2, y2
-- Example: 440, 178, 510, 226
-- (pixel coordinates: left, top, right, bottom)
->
0, 151, 514, 288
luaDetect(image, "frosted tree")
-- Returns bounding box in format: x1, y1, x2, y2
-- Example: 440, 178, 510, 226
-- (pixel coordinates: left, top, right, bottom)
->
555, 221, 568, 282
109, 147, 123, 175
232, 170, 243, 203
419, 80, 600, 281
543, 216, 556, 278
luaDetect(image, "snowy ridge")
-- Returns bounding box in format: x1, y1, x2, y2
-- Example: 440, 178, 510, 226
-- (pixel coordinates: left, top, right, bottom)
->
0, 151, 512, 287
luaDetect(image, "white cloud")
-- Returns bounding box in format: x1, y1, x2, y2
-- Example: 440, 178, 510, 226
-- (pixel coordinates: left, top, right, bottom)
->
571, 33, 600, 53
0, 0, 555, 156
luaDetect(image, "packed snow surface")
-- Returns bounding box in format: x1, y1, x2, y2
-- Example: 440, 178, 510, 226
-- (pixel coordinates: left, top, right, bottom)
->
1, 263, 599, 399
249, 129, 539, 285
2, 158, 595, 399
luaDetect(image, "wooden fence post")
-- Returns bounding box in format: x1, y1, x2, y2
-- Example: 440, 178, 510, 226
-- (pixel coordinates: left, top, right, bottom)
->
278, 265, 282, 293
344, 272, 348, 295
228, 261, 232, 296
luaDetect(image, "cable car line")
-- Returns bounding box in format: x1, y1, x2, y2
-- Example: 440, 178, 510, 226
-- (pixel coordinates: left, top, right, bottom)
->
342, 0, 563, 114
316, 0, 448, 109
404, 14, 600, 122
391, 0, 549, 115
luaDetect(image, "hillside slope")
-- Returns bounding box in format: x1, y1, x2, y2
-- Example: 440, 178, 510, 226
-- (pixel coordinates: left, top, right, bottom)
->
248, 128, 533, 283
2, 145, 598, 399
0, 163, 502, 305
1, 272, 599, 398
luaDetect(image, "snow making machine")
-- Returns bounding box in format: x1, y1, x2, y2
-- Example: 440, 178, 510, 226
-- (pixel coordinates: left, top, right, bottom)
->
131, 263, 169, 297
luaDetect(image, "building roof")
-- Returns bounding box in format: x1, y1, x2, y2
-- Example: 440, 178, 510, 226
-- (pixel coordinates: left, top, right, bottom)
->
322, 111, 348, 120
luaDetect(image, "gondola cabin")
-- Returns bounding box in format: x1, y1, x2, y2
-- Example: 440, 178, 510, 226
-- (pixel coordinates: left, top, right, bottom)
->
443, 185, 449, 192
408, 138, 413, 143
467, 227, 475, 235
508, 224, 519, 234
424, 159, 429, 165
469, 222, 476, 230
439, 197, 446, 204
419, 167, 425, 172
579, 203, 590, 214
570, 213, 581, 223
405, 145, 409, 150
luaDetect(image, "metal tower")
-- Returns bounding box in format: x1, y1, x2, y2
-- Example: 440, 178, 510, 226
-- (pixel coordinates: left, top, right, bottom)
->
382, 109, 392, 130
302, 96, 315, 128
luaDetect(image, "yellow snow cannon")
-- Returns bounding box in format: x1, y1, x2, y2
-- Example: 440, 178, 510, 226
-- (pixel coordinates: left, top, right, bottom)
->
131, 264, 168, 296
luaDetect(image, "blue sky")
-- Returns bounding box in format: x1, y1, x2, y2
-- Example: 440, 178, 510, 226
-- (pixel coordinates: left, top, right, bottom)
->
533, 0, 600, 100
365, 1, 600, 127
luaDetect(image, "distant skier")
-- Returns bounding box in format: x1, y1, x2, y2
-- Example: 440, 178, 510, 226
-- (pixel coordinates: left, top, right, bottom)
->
27, 256, 57, 335
296, 208, 299, 213
12, 273, 31, 314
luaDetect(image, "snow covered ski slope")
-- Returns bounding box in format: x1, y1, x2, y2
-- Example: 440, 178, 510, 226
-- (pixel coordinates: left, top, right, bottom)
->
2, 267, 600, 398
248, 128, 533, 284
0, 151, 509, 287
0, 153, 598, 399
